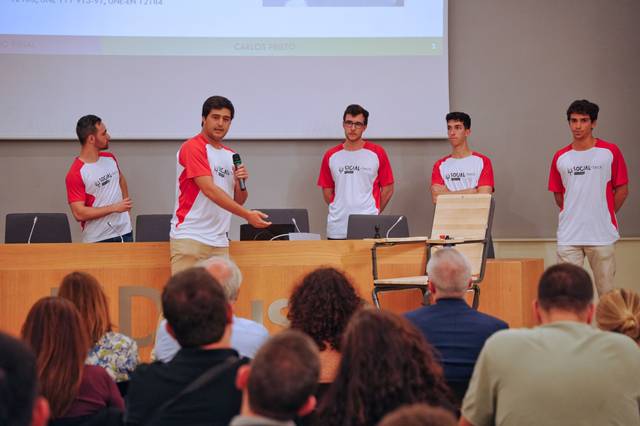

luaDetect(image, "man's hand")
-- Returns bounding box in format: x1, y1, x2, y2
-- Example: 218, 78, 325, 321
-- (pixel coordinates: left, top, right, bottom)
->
234, 165, 248, 182
246, 210, 271, 228
112, 197, 133, 213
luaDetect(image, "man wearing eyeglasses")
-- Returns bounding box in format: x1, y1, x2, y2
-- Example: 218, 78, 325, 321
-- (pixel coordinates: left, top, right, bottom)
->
317, 104, 394, 239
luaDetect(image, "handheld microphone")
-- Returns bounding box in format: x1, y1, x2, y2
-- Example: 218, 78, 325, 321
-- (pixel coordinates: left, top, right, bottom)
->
27, 216, 38, 244
291, 218, 301, 233
107, 221, 124, 243
231, 153, 246, 191
385, 216, 404, 239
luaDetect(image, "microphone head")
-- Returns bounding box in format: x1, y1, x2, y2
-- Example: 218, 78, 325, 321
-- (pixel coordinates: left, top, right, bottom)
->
232, 153, 242, 166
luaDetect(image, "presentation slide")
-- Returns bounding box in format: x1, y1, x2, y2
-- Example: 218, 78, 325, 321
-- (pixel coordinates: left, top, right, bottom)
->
0, 0, 449, 139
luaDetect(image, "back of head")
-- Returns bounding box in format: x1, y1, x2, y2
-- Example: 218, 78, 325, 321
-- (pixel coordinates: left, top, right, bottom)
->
538, 263, 593, 314
21, 297, 89, 418
0, 332, 38, 426
58, 271, 112, 345
377, 404, 457, 426
196, 256, 243, 302
445, 111, 471, 129
426, 248, 471, 297
162, 267, 230, 348
247, 330, 320, 421
566, 99, 599, 121
287, 267, 362, 351
75, 114, 101, 145
202, 95, 235, 120
318, 309, 451, 426
596, 288, 640, 343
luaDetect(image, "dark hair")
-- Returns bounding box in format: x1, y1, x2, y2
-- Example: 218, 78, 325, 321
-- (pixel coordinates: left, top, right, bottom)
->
162, 267, 230, 347
343, 104, 369, 125
248, 330, 320, 421
75, 114, 101, 145
0, 332, 39, 426
287, 267, 362, 351
58, 271, 112, 345
378, 403, 457, 426
202, 96, 235, 120
538, 263, 594, 313
315, 309, 453, 426
21, 297, 90, 418
566, 99, 599, 122
445, 112, 471, 129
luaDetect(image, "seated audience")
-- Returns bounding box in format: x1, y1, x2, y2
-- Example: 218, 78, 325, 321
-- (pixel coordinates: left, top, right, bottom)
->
21, 297, 124, 421
405, 248, 507, 403
460, 263, 640, 426
287, 267, 362, 388
596, 288, 640, 345
154, 256, 269, 361
59, 271, 139, 383
377, 404, 456, 426
314, 309, 454, 426
231, 330, 320, 426
0, 331, 50, 426
125, 267, 247, 426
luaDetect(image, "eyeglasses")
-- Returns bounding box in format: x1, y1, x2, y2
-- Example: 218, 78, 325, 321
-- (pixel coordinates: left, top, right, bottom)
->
343, 120, 365, 129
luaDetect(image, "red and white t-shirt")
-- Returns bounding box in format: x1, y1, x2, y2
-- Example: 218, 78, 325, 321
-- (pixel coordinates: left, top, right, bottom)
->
548, 139, 628, 246
170, 134, 236, 247
431, 152, 494, 192
317, 141, 394, 239
65, 152, 131, 243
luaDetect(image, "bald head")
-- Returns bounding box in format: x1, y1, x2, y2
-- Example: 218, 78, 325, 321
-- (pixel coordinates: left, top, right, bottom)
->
196, 256, 243, 302
426, 248, 471, 298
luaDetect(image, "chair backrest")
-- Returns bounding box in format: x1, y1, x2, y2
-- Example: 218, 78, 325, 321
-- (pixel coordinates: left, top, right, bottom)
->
5, 213, 71, 243
430, 194, 494, 278
257, 209, 310, 232
135, 214, 172, 242
346, 214, 409, 239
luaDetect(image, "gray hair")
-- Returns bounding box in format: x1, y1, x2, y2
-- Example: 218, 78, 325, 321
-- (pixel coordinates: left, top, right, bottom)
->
196, 256, 243, 302
426, 248, 471, 297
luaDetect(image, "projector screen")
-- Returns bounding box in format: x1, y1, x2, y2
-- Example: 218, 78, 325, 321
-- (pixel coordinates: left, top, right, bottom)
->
0, 0, 448, 140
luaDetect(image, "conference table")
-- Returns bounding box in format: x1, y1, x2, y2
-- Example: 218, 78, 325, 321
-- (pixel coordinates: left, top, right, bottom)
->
0, 241, 543, 360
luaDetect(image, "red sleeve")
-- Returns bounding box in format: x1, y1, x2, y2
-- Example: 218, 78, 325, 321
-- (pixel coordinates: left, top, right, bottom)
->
610, 145, 629, 188
65, 160, 86, 203
477, 155, 495, 190
375, 146, 394, 186
548, 151, 565, 193
317, 149, 335, 189
431, 158, 445, 186
179, 138, 212, 179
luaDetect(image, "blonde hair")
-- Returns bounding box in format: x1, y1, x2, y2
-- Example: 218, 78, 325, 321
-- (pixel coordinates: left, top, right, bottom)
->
596, 288, 640, 342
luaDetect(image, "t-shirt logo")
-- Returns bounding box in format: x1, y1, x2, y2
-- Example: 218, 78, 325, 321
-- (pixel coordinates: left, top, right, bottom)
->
567, 165, 602, 176
446, 172, 472, 182
214, 166, 231, 179
94, 172, 116, 188
339, 165, 361, 175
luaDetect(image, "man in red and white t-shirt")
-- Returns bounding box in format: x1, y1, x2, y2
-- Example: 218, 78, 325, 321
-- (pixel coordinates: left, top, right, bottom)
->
65, 115, 133, 243
431, 112, 494, 204
548, 99, 629, 295
317, 104, 394, 239
170, 96, 270, 274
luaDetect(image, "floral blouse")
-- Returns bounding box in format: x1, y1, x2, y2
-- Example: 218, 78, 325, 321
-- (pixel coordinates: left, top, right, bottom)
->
86, 331, 139, 382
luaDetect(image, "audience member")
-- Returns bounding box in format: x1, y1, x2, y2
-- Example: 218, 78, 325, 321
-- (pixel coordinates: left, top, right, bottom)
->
314, 309, 454, 426
0, 331, 50, 426
59, 271, 139, 383
126, 267, 247, 426
287, 267, 362, 387
153, 256, 269, 361
230, 330, 320, 426
596, 287, 640, 344
460, 263, 640, 426
21, 297, 123, 421
377, 404, 456, 426
405, 248, 507, 403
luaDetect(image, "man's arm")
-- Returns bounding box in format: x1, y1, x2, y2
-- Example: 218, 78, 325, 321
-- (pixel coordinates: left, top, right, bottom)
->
194, 176, 270, 228
233, 164, 249, 205
119, 173, 130, 199
69, 199, 132, 222
613, 184, 628, 212
322, 187, 334, 205
431, 184, 480, 204
553, 192, 563, 209
379, 184, 394, 213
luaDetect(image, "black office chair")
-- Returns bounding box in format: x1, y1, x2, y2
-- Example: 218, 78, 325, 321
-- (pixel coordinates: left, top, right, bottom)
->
135, 214, 172, 242
346, 214, 409, 239
5, 213, 72, 243
256, 208, 310, 232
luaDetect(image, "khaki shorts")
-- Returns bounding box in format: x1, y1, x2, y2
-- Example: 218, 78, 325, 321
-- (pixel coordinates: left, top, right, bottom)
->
557, 244, 616, 295
170, 238, 229, 275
